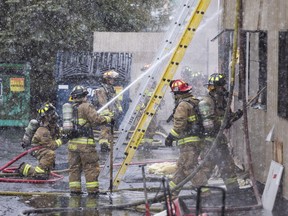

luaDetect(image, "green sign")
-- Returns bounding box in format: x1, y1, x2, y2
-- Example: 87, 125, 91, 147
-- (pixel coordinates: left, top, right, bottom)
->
0, 63, 31, 127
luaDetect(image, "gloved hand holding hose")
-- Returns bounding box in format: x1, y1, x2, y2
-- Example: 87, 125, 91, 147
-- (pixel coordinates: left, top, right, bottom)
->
225, 109, 243, 129
165, 133, 174, 147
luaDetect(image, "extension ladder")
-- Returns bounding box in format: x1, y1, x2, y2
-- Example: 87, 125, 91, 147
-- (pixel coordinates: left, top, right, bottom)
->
100, 0, 198, 179
102, 0, 211, 189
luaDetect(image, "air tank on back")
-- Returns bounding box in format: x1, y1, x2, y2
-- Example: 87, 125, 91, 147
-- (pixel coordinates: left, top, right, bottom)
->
22, 119, 39, 148
62, 103, 73, 132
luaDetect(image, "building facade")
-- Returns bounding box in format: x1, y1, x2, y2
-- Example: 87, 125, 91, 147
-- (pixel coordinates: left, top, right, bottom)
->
219, 0, 288, 199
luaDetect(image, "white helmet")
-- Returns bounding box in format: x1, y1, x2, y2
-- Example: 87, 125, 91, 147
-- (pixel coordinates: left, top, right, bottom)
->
103, 69, 119, 79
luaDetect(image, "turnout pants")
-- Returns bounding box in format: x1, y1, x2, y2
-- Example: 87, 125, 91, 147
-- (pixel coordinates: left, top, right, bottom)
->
68, 143, 100, 193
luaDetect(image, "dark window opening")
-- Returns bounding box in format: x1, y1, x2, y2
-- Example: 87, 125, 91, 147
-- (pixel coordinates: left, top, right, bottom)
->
218, 30, 267, 110
250, 31, 267, 110
278, 31, 288, 119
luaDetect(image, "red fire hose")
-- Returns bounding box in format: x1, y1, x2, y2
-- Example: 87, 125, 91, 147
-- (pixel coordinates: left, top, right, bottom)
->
0, 147, 64, 183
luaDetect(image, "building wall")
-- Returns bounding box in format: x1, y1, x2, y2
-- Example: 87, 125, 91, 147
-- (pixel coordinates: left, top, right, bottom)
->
220, 0, 288, 199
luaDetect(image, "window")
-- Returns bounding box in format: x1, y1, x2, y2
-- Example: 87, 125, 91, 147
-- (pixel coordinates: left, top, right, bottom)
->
278, 31, 288, 119
247, 31, 267, 110
218, 30, 267, 109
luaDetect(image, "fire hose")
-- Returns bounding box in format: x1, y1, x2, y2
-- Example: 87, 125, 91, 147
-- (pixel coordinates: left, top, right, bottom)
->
0, 146, 64, 183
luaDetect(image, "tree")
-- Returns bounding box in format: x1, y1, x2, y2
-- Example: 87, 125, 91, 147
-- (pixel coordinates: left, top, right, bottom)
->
0, 0, 172, 108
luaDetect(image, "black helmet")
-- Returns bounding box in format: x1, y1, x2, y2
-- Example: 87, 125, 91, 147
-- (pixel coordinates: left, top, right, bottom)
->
70, 85, 88, 100
206, 73, 226, 86
37, 103, 56, 118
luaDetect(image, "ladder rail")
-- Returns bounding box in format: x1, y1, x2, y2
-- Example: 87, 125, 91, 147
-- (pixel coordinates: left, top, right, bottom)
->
113, 0, 212, 188
100, 0, 199, 179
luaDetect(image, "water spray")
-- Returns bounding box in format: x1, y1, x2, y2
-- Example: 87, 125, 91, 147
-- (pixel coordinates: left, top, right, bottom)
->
96, 48, 175, 114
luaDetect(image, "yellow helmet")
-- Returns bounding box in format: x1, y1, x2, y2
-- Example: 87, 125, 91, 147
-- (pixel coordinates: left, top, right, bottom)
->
37, 102, 57, 118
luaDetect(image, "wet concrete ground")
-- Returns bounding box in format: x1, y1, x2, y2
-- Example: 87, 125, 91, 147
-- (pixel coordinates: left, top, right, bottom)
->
0, 127, 288, 216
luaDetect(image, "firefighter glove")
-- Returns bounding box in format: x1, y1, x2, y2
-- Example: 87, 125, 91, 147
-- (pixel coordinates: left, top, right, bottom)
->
235, 109, 243, 119
231, 109, 243, 124
61, 134, 70, 144
165, 133, 174, 147
224, 121, 232, 129
21, 141, 30, 149
110, 118, 115, 126
225, 109, 243, 129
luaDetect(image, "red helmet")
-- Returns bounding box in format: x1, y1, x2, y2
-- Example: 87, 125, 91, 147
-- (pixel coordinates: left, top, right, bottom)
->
170, 79, 192, 93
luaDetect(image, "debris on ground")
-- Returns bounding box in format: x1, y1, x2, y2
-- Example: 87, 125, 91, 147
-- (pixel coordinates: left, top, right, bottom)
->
147, 162, 177, 177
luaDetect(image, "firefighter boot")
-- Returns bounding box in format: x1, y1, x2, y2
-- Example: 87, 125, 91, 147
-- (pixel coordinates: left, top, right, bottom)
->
224, 177, 240, 193
88, 188, 100, 197
15, 162, 30, 177
70, 191, 83, 196
100, 142, 110, 152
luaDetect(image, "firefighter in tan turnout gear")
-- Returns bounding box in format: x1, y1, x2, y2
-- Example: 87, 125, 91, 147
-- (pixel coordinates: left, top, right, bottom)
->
198, 73, 245, 192
165, 79, 208, 195
93, 69, 123, 152
67, 85, 112, 195
17, 103, 67, 179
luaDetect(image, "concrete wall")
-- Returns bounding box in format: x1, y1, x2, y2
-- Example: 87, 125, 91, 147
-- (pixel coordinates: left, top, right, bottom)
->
220, 0, 288, 198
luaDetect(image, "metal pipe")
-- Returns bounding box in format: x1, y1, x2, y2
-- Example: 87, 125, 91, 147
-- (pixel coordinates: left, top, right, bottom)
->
238, 0, 262, 205
141, 165, 151, 216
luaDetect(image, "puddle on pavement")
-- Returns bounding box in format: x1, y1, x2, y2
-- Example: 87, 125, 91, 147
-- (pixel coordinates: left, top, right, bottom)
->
1, 128, 287, 215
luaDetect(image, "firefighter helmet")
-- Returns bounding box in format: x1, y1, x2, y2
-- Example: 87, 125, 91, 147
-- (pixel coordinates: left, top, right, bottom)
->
103, 69, 119, 79
141, 64, 151, 71
70, 85, 89, 100
181, 66, 191, 79
206, 73, 226, 86
183, 66, 192, 72
191, 71, 202, 79
37, 103, 56, 118
170, 79, 192, 93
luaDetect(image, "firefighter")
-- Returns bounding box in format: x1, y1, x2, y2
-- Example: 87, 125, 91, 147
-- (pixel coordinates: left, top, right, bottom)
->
93, 69, 123, 152
165, 79, 209, 195
181, 66, 207, 96
67, 85, 113, 195
137, 66, 159, 148
190, 71, 208, 96
198, 73, 245, 192
17, 103, 67, 180
139, 88, 158, 148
